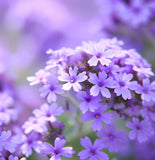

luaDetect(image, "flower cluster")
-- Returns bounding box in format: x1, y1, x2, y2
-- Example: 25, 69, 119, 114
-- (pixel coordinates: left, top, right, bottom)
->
27, 37, 155, 159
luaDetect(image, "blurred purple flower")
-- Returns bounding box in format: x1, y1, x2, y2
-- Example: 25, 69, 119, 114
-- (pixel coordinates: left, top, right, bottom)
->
78, 137, 109, 160
41, 137, 74, 160
58, 67, 87, 92
97, 124, 128, 152
126, 117, 154, 143
0, 93, 17, 125
88, 71, 116, 98
0, 130, 16, 154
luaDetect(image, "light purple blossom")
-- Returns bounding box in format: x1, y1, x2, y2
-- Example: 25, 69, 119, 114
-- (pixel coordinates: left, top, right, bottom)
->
113, 73, 137, 100
58, 67, 87, 92
78, 137, 109, 160
41, 137, 74, 160
22, 116, 47, 134
126, 117, 154, 143
82, 105, 113, 131
27, 69, 50, 86
76, 90, 101, 113
88, 71, 116, 98
33, 103, 64, 123
135, 79, 155, 102
83, 41, 115, 66
39, 76, 64, 103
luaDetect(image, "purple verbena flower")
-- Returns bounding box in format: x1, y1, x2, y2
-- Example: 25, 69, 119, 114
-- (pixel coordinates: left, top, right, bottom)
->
88, 71, 116, 98
126, 117, 154, 143
76, 90, 101, 113
78, 137, 109, 160
83, 41, 115, 66
39, 75, 64, 103
27, 69, 50, 86
41, 137, 74, 160
113, 73, 137, 100
21, 132, 42, 157
135, 79, 155, 102
82, 105, 113, 131
58, 67, 87, 92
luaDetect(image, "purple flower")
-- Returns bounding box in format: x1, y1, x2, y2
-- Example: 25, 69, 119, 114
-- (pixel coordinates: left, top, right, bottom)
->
27, 69, 49, 86
97, 124, 128, 152
41, 137, 74, 160
88, 71, 116, 98
113, 73, 137, 100
58, 67, 87, 92
135, 79, 155, 102
83, 41, 114, 66
81, 105, 113, 131
76, 90, 101, 113
33, 103, 64, 123
21, 132, 42, 157
78, 137, 109, 160
115, 0, 152, 28
126, 117, 154, 143
39, 75, 64, 103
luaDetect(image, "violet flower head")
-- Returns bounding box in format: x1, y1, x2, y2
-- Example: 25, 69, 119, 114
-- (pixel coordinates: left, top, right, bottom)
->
88, 71, 116, 98
39, 75, 64, 103
58, 66, 87, 92
41, 137, 74, 160
82, 105, 113, 131
126, 117, 154, 143
78, 137, 109, 160
113, 73, 137, 100
135, 79, 155, 102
